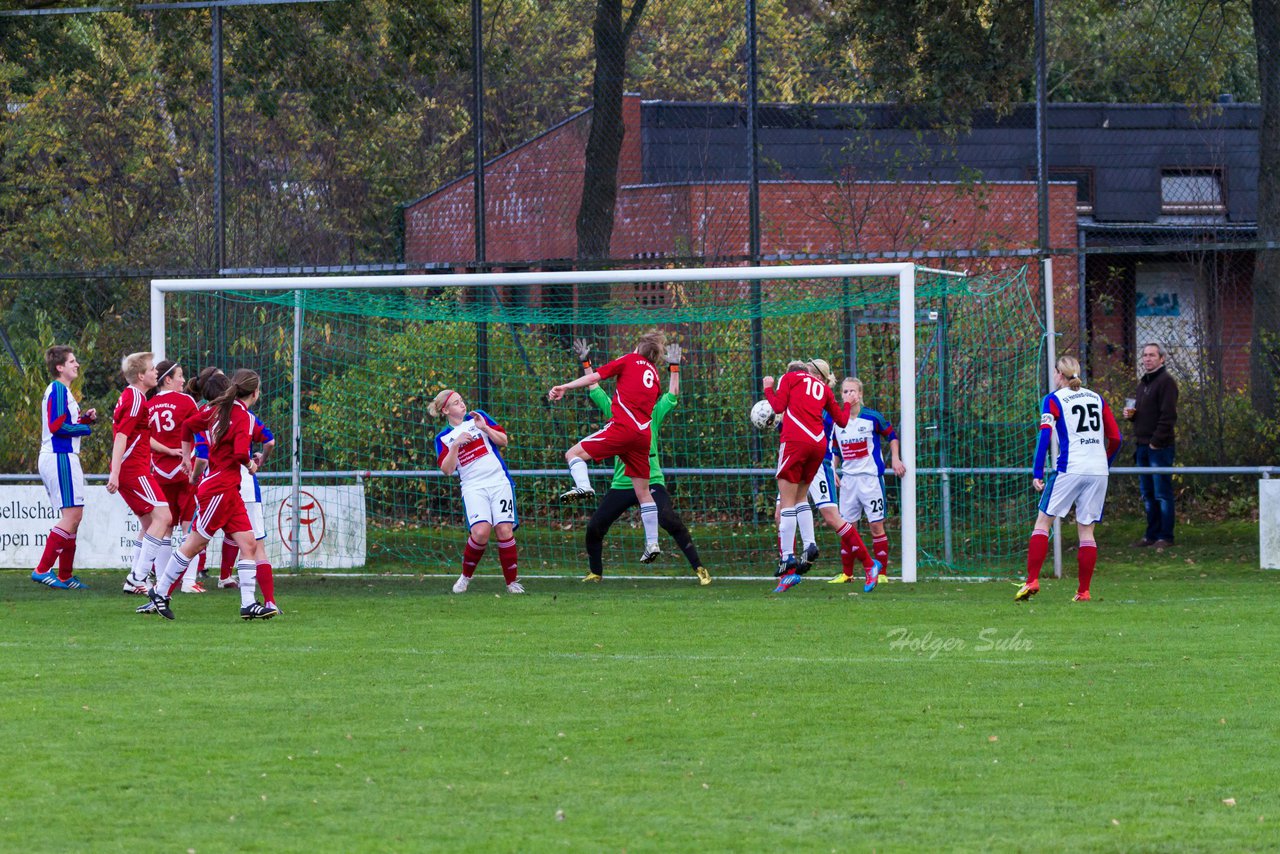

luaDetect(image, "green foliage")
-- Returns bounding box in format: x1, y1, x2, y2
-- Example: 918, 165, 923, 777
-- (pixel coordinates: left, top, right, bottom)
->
824, 0, 1035, 116
1047, 0, 1258, 103
0, 309, 104, 473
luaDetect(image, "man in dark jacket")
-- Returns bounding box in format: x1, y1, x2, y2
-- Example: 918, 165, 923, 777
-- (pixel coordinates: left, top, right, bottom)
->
1123, 342, 1178, 548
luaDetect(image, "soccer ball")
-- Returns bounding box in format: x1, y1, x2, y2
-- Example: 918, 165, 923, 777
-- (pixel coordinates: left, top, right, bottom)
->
750, 399, 778, 430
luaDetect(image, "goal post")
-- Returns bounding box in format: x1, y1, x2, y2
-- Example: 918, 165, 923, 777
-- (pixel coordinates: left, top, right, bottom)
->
151, 262, 1038, 581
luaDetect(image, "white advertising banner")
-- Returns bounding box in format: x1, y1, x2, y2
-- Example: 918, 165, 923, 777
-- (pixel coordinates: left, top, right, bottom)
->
0, 483, 366, 569
260, 485, 367, 569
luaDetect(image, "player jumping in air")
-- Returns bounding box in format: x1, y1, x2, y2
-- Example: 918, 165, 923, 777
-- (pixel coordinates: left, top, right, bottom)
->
429, 389, 525, 594
109, 352, 174, 596
827, 376, 905, 591
570, 337, 710, 585
1015, 355, 1122, 603
548, 329, 668, 565
32, 346, 98, 590
764, 358, 878, 593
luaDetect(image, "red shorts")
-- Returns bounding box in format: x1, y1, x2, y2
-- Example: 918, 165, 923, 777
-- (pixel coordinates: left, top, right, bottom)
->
192, 487, 252, 540
775, 439, 826, 485
118, 470, 168, 517
580, 420, 651, 478
159, 478, 196, 526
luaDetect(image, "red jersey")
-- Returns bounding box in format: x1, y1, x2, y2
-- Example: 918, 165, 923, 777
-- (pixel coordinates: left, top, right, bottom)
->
596, 354, 661, 431
147, 390, 198, 481
765, 369, 848, 444
182, 401, 252, 494
112, 386, 153, 477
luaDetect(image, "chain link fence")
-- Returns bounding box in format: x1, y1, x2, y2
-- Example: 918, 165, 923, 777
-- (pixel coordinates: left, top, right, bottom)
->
2, 0, 1276, 522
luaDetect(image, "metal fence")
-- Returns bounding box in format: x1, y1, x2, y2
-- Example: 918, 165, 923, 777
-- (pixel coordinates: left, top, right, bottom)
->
1, 0, 1276, 493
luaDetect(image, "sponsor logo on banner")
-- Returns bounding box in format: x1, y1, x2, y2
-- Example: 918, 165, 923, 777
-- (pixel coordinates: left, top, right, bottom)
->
277, 490, 327, 556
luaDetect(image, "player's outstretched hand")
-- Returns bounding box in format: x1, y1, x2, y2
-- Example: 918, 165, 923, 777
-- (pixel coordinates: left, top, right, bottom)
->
762, 375, 775, 391
571, 337, 591, 361
548, 386, 566, 402
81, 408, 97, 424
666, 343, 682, 365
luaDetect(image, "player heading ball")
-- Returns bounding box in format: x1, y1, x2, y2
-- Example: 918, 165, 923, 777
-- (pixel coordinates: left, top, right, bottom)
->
548, 329, 668, 565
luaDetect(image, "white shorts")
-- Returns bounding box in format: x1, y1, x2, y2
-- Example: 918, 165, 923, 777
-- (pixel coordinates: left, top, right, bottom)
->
39, 452, 84, 510
247, 501, 266, 541
1038, 472, 1109, 525
806, 461, 838, 509
462, 479, 518, 529
839, 474, 887, 523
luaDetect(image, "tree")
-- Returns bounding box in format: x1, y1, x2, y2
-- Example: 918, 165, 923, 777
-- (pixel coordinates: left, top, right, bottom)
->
576, 0, 649, 272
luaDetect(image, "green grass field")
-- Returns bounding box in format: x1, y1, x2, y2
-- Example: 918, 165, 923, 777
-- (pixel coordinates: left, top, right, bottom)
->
3, 520, 1276, 852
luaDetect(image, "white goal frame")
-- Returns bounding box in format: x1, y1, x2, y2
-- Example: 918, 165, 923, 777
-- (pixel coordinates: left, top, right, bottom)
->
152, 263, 923, 581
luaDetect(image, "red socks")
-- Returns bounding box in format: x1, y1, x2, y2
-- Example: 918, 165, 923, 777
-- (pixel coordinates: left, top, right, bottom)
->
836, 522, 872, 575
1077, 541, 1097, 595
872, 535, 889, 571
36, 526, 71, 574
1026, 529, 1050, 584
497, 538, 519, 584
257, 562, 275, 605
462, 536, 486, 578
220, 540, 240, 580
56, 533, 78, 581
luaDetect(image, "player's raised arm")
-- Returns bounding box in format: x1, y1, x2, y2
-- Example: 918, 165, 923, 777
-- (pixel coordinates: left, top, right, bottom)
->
549, 371, 601, 401
665, 343, 682, 396
763, 372, 788, 411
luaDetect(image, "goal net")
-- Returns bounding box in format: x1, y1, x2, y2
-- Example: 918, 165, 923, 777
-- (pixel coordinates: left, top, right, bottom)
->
151, 263, 1042, 580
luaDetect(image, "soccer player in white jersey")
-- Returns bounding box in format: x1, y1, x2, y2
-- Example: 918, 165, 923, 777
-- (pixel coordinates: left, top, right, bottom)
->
429, 389, 524, 594
1016, 355, 1122, 603
827, 377, 906, 590
33, 346, 98, 590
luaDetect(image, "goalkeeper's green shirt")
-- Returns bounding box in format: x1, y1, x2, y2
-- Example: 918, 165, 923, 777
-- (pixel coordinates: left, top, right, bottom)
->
588, 386, 677, 490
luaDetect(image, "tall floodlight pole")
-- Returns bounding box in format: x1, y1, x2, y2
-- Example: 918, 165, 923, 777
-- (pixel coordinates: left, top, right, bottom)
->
746, 0, 764, 519
212, 6, 227, 366
1035, 0, 1062, 578
472, 0, 489, 410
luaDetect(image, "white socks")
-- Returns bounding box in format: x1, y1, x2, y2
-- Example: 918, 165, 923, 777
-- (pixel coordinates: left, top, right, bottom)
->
640, 502, 659, 545
778, 507, 797, 558
568, 457, 592, 491
156, 550, 191, 597
795, 502, 816, 548
237, 559, 257, 607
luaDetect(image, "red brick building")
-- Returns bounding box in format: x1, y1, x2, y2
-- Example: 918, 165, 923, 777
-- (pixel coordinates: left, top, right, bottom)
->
404, 96, 1259, 385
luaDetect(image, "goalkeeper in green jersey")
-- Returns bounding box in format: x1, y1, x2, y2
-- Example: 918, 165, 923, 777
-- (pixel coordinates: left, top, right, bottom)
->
570, 338, 710, 586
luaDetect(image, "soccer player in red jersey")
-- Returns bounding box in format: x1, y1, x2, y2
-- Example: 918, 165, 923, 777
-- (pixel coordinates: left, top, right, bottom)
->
143, 369, 277, 621
108, 352, 173, 595
33, 346, 98, 590
146, 359, 202, 591
763, 358, 860, 592
548, 329, 667, 563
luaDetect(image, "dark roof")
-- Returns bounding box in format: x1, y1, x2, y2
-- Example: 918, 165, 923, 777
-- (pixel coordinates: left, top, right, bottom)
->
641, 102, 1259, 224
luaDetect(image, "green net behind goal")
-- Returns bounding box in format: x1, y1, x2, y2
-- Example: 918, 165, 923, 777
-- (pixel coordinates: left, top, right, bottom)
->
160, 266, 1042, 579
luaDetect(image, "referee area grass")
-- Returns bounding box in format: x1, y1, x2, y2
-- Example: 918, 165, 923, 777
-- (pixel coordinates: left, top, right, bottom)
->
2, 519, 1276, 851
